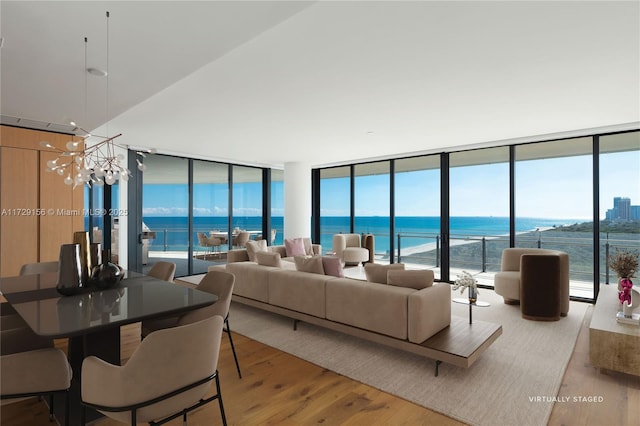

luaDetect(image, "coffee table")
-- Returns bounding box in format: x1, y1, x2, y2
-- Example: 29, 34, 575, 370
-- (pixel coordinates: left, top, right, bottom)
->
589, 283, 640, 376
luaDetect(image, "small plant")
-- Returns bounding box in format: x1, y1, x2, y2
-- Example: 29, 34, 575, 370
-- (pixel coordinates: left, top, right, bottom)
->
608, 249, 639, 278
452, 270, 479, 295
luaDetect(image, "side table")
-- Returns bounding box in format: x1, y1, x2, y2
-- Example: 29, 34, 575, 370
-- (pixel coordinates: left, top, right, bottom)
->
452, 298, 490, 324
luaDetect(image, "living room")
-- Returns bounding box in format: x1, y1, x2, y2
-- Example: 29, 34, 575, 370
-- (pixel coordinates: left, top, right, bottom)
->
1, 1, 639, 425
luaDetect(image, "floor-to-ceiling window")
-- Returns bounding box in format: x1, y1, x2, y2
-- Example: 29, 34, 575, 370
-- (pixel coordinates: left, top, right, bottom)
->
142, 155, 189, 275
319, 166, 351, 252
449, 147, 509, 285
354, 162, 390, 260
599, 131, 640, 285
271, 169, 284, 246
192, 160, 229, 274
394, 155, 441, 277
231, 165, 263, 247
515, 137, 594, 299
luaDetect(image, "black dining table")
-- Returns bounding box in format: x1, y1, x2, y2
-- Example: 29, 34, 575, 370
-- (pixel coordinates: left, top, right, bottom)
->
0, 270, 217, 424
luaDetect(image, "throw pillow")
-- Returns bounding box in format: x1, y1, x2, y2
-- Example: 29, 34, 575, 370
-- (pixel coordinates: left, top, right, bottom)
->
285, 238, 307, 257
364, 263, 405, 284
256, 251, 282, 268
387, 269, 434, 290
322, 256, 344, 278
294, 255, 325, 275
302, 237, 314, 255
245, 239, 268, 262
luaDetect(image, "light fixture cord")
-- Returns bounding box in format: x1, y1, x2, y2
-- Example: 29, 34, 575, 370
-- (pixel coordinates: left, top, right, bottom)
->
106, 11, 110, 138
84, 37, 88, 130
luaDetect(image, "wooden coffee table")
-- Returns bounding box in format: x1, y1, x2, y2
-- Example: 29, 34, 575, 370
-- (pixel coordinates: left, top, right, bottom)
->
589, 283, 640, 376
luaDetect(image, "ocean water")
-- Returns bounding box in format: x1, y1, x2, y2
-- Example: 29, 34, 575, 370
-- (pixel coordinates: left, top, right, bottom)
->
142, 216, 578, 253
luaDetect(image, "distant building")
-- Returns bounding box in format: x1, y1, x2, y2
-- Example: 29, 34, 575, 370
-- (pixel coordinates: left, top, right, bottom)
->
607, 197, 639, 221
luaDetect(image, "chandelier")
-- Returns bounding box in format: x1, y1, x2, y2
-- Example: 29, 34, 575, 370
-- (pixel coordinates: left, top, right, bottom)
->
42, 11, 154, 187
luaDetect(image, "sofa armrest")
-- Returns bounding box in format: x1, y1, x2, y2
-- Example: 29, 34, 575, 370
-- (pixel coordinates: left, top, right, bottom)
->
227, 249, 249, 263
407, 283, 451, 343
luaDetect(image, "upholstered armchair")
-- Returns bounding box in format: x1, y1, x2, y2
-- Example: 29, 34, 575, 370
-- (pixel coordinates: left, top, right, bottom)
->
332, 233, 372, 266
494, 248, 570, 319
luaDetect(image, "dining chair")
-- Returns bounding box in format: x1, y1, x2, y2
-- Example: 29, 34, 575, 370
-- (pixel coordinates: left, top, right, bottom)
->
232, 231, 250, 249
82, 316, 227, 426
179, 270, 241, 378
19, 260, 59, 276
147, 261, 176, 282
1, 347, 72, 426
141, 270, 242, 379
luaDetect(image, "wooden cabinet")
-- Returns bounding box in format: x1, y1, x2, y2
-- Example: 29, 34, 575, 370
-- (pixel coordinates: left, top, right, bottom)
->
0, 126, 84, 277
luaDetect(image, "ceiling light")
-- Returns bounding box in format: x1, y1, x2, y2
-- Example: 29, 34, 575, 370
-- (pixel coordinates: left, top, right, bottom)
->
87, 67, 107, 77
42, 11, 153, 188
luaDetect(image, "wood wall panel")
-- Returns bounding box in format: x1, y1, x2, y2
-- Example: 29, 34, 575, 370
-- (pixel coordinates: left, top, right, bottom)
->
0, 126, 85, 276
39, 150, 75, 262
0, 147, 39, 277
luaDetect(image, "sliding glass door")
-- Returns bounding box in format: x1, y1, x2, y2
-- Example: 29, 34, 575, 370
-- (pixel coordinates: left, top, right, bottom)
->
394, 155, 440, 277
515, 137, 594, 299
449, 147, 509, 285
599, 131, 640, 285
319, 166, 351, 253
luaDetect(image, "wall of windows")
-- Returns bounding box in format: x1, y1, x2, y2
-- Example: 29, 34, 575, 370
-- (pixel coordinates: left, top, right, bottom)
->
314, 130, 640, 302
271, 169, 284, 246
515, 137, 594, 298
450, 147, 509, 281
599, 132, 640, 286
354, 162, 390, 258
319, 166, 351, 251
123, 154, 269, 277
394, 155, 441, 278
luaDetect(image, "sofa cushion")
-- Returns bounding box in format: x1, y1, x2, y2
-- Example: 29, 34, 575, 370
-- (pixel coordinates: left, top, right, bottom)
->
387, 269, 434, 290
256, 251, 282, 268
246, 240, 268, 262
322, 256, 344, 278
326, 278, 414, 339
294, 255, 325, 275
364, 263, 405, 284
267, 269, 332, 318
226, 262, 275, 302
285, 238, 306, 257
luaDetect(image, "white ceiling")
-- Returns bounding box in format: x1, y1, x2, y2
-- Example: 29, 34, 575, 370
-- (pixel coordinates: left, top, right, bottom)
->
1, 1, 639, 169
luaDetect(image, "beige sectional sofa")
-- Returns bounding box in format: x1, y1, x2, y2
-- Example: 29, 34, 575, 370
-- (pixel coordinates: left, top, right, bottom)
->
212, 254, 451, 347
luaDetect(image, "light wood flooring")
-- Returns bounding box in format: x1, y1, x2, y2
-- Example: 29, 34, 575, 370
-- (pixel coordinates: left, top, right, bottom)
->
1, 306, 639, 426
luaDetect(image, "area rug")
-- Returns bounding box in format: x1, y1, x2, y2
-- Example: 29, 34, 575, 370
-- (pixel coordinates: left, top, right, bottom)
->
229, 290, 588, 426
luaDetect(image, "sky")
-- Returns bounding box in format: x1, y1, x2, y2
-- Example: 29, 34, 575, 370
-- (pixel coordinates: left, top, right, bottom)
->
142, 150, 639, 221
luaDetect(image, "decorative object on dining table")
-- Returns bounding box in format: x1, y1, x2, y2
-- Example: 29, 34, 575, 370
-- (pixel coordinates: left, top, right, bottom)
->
90, 249, 124, 290
453, 270, 480, 303
73, 231, 91, 283
56, 243, 85, 295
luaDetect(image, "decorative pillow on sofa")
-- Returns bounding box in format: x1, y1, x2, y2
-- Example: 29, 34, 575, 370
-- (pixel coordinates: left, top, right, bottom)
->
256, 251, 282, 268
387, 269, 434, 290
301, 237, 315, 255
285, 238, 307, 257
246, 239, 268, 262
294, 255, 325, 275
364, 263, 405, 284
322, 256, 344, 278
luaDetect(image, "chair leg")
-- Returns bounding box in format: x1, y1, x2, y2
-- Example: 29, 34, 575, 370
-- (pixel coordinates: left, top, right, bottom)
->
48, 394, 54, 421
64, 391, 70, 426
225, 317, 241, 379
215, 372, 227, 426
